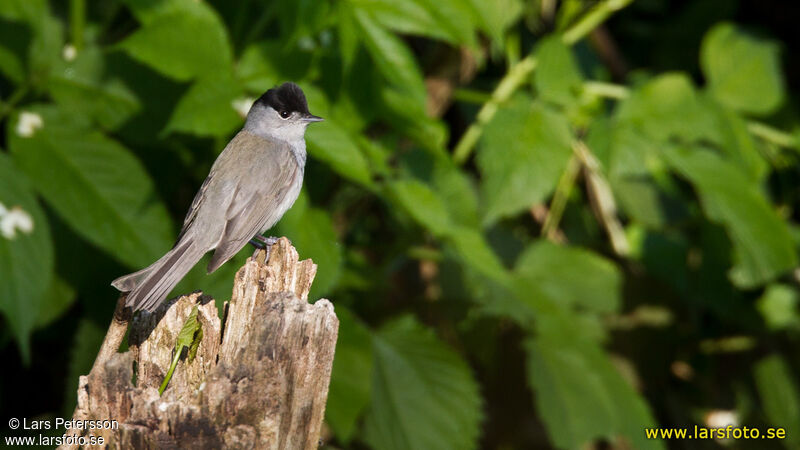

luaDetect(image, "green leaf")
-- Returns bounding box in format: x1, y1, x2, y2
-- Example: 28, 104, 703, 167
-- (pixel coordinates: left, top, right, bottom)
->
431, 159, 480, 228
48, 46, 141, 130
35, 276, 76, 329
615, 73, 718, 143
176, 305, 201, 349
515, 240, 621, 313
526, 333, 663, 450
0, 42, 24, 83
463, 0, 523, 44
364, 316, 482, 450
163, 73, 242, 137
305, 121, 372, 186
534, 36, 583, 106
119, 0, 232, 81
8, 114, 174, 269
754, 355, 800, 447
0, 154, 53, 361
664, 146, 797, 287
478, 95, 573, 225
446, 227, 509, 283
0, 0, 48, 23
756, 284, 800, 331
348, 0, 460, 45
277, 191, 342, 299
236, 40, 313, 92
390, 179, 452, 236
326, 307, 373, 443
161, 305, 201, 395
354, 9, 426, 104
701, 22, 785, 115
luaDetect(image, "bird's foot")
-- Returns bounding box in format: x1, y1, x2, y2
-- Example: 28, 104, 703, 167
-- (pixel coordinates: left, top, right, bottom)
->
249, 235, 281, 262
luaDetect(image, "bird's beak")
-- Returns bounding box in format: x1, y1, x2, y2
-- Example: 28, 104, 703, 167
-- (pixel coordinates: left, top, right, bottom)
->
302, 113, 323, 123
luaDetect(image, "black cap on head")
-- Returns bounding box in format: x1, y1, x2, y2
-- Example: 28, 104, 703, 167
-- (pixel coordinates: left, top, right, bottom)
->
255, 82, 310, 115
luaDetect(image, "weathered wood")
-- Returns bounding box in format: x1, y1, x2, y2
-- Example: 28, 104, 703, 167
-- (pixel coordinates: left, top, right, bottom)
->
61, 238, 338, 449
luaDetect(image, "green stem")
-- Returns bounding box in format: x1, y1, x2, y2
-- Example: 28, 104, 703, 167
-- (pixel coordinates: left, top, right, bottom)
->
452, 0, 636, 164
0, 86, 29, 122
159, 347, 183, 395
747, 121, 799, 150
542, 154, 581, 240
561, 0, 634, 45
583, 81, 629, 100
69, 0, 85, 50
453, 56, 537, 164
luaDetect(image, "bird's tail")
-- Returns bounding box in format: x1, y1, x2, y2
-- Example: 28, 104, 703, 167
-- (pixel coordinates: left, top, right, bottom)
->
111, 240, 203, 312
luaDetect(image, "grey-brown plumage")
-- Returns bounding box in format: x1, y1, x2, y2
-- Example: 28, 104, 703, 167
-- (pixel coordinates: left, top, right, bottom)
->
112, 82, 322, 312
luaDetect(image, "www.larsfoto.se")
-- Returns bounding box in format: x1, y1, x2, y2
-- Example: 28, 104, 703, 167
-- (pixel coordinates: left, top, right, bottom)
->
646, 425, 786, 440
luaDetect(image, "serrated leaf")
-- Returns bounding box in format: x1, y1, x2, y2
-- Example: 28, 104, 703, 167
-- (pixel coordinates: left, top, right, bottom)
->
176, 305, 200, 349
515, 240, 621, 313
277, 192, 342, 299
534, 36, 583, 106
0, 154, 53, 362
8, 115, 174, 269
305, 121, 372, 186
478, 94, 573, 225
526, 334, 663, 450
119, 1, 232, 81
390, 179, 451, 236
326, 307, 373, 443
163, 73, 242, 137
754, 355, 800, 447
701, 22, 785, 115
664, 146, 797, 287
615, 73, 718, 143
364, 316, 482, 450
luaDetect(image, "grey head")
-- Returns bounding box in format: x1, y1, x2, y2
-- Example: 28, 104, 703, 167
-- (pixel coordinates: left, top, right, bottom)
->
244, 82, 323, 141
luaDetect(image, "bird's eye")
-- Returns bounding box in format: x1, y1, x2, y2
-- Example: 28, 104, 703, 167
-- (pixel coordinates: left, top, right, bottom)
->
279, 110, 291, 119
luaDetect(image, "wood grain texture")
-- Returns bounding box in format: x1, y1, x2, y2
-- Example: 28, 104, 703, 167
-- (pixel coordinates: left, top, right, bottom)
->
61, 238, 338, 449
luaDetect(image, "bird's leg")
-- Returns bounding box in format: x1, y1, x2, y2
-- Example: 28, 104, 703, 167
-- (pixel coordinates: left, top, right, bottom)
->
249, 235, 280, 261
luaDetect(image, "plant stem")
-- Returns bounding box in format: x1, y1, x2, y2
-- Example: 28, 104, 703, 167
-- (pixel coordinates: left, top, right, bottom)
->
747, 121, 799, 150
159, 347, 183, 396
453, 56, 537, 164
542, 154, 581, 240
70, 0, 85, 50
583, 81, 629, 100
0, 86, 29, 122
452, 0, 636, 164
561, 0, 635, 46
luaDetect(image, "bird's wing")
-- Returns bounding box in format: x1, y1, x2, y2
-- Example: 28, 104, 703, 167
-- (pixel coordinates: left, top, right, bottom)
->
175, 174, 213, 244
206, 137, 301, 273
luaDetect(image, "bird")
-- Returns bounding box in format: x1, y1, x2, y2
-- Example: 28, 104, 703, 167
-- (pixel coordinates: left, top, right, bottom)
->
111, 82, 322, 312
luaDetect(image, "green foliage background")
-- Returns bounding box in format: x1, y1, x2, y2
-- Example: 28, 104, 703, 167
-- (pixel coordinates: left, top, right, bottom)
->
1, 0, 800, 448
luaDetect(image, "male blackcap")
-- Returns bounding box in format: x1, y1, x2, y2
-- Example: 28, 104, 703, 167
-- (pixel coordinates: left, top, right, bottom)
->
112, 82, 322, 312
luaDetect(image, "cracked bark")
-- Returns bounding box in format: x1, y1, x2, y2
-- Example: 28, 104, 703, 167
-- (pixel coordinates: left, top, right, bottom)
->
60, 238, 339, 449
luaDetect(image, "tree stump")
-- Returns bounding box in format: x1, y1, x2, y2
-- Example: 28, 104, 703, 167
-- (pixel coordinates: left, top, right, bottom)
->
61, 238, 339, 449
